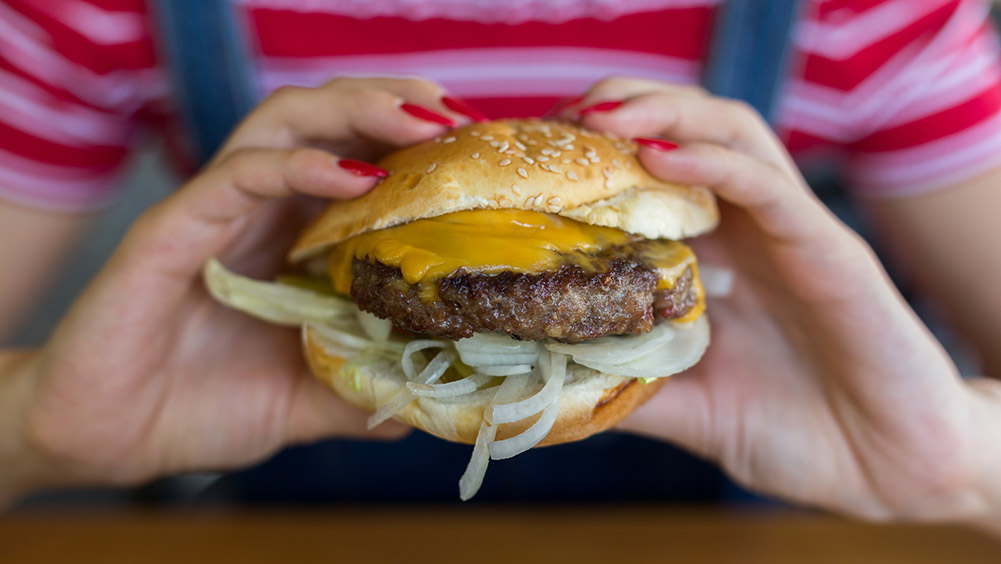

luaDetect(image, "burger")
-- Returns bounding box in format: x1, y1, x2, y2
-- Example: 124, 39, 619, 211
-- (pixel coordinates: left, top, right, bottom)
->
205, 119, 718, 499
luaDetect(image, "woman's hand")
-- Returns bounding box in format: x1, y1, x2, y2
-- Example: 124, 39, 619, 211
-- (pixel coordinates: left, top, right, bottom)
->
569, 78, 993, 522
3, 78, 477, 500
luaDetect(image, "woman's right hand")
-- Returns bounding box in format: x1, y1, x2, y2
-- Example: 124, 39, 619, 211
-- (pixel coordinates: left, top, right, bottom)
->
1, 77, 478, 503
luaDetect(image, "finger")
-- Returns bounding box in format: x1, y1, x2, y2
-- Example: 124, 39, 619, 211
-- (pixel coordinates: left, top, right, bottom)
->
562, 76, 706, 115
615, 370, 714, 458
218, 78, 462, 158
637, 141, 883, 307
123, 146, 382, 277
582, 92, 794, 172
285, 373, 411, 443
637, 141, 830, 244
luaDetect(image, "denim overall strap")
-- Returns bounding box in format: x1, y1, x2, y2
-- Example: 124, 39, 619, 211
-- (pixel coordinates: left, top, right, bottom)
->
151, 0, 258, 165
702, 0, 806, 125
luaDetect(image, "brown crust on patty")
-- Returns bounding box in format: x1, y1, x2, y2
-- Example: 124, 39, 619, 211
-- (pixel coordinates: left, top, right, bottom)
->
350, 254, 696, 343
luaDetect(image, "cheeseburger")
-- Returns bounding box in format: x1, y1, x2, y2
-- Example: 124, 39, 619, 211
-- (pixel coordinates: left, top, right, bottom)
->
206, 119, 718, 499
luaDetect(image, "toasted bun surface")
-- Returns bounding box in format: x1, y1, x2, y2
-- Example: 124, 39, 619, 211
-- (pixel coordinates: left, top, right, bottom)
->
291, 119, 718, 262
304, 327, 666, 445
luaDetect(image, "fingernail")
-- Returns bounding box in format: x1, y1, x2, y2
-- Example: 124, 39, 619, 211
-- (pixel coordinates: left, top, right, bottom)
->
544, 95, 585, 117
400, 103, 456, 127
633, 137, 679, 151
577, 100, 624, 115
338, 159, 389, 177
441, 96, 488, 122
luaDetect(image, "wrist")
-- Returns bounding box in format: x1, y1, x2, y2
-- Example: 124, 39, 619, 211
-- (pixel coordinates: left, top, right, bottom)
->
0, 349, 50, 508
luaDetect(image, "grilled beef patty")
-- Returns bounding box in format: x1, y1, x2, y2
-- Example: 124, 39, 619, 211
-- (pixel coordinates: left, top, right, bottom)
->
349, 243, 697, 343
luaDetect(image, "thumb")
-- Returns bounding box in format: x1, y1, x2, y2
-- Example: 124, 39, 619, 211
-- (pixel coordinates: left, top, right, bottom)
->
285, 373, 411, 444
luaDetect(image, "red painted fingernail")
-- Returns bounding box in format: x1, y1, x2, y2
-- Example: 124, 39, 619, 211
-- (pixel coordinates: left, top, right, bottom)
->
633, 137, 679, 151
338, 159, 389, 177
544, 95, 586, 117
441, 96, 488, 122
577, 100, 624, 115
400, 103, 456, 127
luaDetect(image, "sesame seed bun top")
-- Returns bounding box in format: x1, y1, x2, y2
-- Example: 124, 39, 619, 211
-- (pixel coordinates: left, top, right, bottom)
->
290, 119, 718, 262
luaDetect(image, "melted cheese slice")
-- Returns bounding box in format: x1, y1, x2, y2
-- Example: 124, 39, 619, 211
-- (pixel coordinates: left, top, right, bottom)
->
327, 209, 702, 319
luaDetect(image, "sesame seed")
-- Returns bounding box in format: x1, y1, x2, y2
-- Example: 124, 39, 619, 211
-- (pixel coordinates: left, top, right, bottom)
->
524, 196, 535, 206
512, 184, 522, 195
547, 204, 560, 213
443, 136, 456, 144
522, 156, 535, 164
611, 159, 622, 169
540, 148, 554, 155
498, 196, 512, 206
426, 163, 438, 173
517, 168, 528, 178
589, 156, 600, 163
551, 151, 561, 157
534, 194, 545, 206
536, 155, 549, 162
575, 158, 590, 166
497, 141, 510, 152
604, 179, 614, 189
374, 218, 384, 228
546, 165, 561, 174
499, 158, 511, 166
561, 159, 571, 164
490, 140, 500, 147
603, 167, 614, 178
481, 135, 494, 141
471, 130, 481, 136
549, 196, 563, 206
565, 145, 574, 151
514, 141, 527, 151
566, 171, 578, 181
584, 146, 596, 155
471, 152, 480, 159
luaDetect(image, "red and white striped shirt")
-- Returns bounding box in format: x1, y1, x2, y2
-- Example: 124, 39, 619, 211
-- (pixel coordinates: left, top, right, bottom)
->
1, 0, 999, 210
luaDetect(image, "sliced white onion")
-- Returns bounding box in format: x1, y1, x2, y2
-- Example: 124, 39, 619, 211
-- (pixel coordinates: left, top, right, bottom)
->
357, 310, 392, 341
489, 352, 566, 424
458, 418, 498, 501
367, 350, 455, 429
407, 374, 493, 398
401, 339, 448, 381
475, 364, 533, 376
700, 264, 735, 297
571, 316, 710, 379
546, 322, 675, 365
204, 258, 352, 326
458, 374, 529, 501
306, 322, 374, 351
366, 388, 415, 430
489, 397, 561, 460
455, 333, 541, 367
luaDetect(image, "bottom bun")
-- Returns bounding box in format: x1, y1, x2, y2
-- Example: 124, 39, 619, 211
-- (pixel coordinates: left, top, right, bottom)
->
303, 329, 667, 446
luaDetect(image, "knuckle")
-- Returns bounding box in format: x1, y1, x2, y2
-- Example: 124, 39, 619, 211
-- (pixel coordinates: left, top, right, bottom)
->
722, 98, 767, 129
398, 76, 445, 96
321, 76, 352, 89
287, 147, 325, 171
263, 84, 309, 108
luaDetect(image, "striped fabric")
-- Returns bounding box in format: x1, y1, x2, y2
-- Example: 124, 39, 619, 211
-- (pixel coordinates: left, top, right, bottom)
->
1, 0, 999, 209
